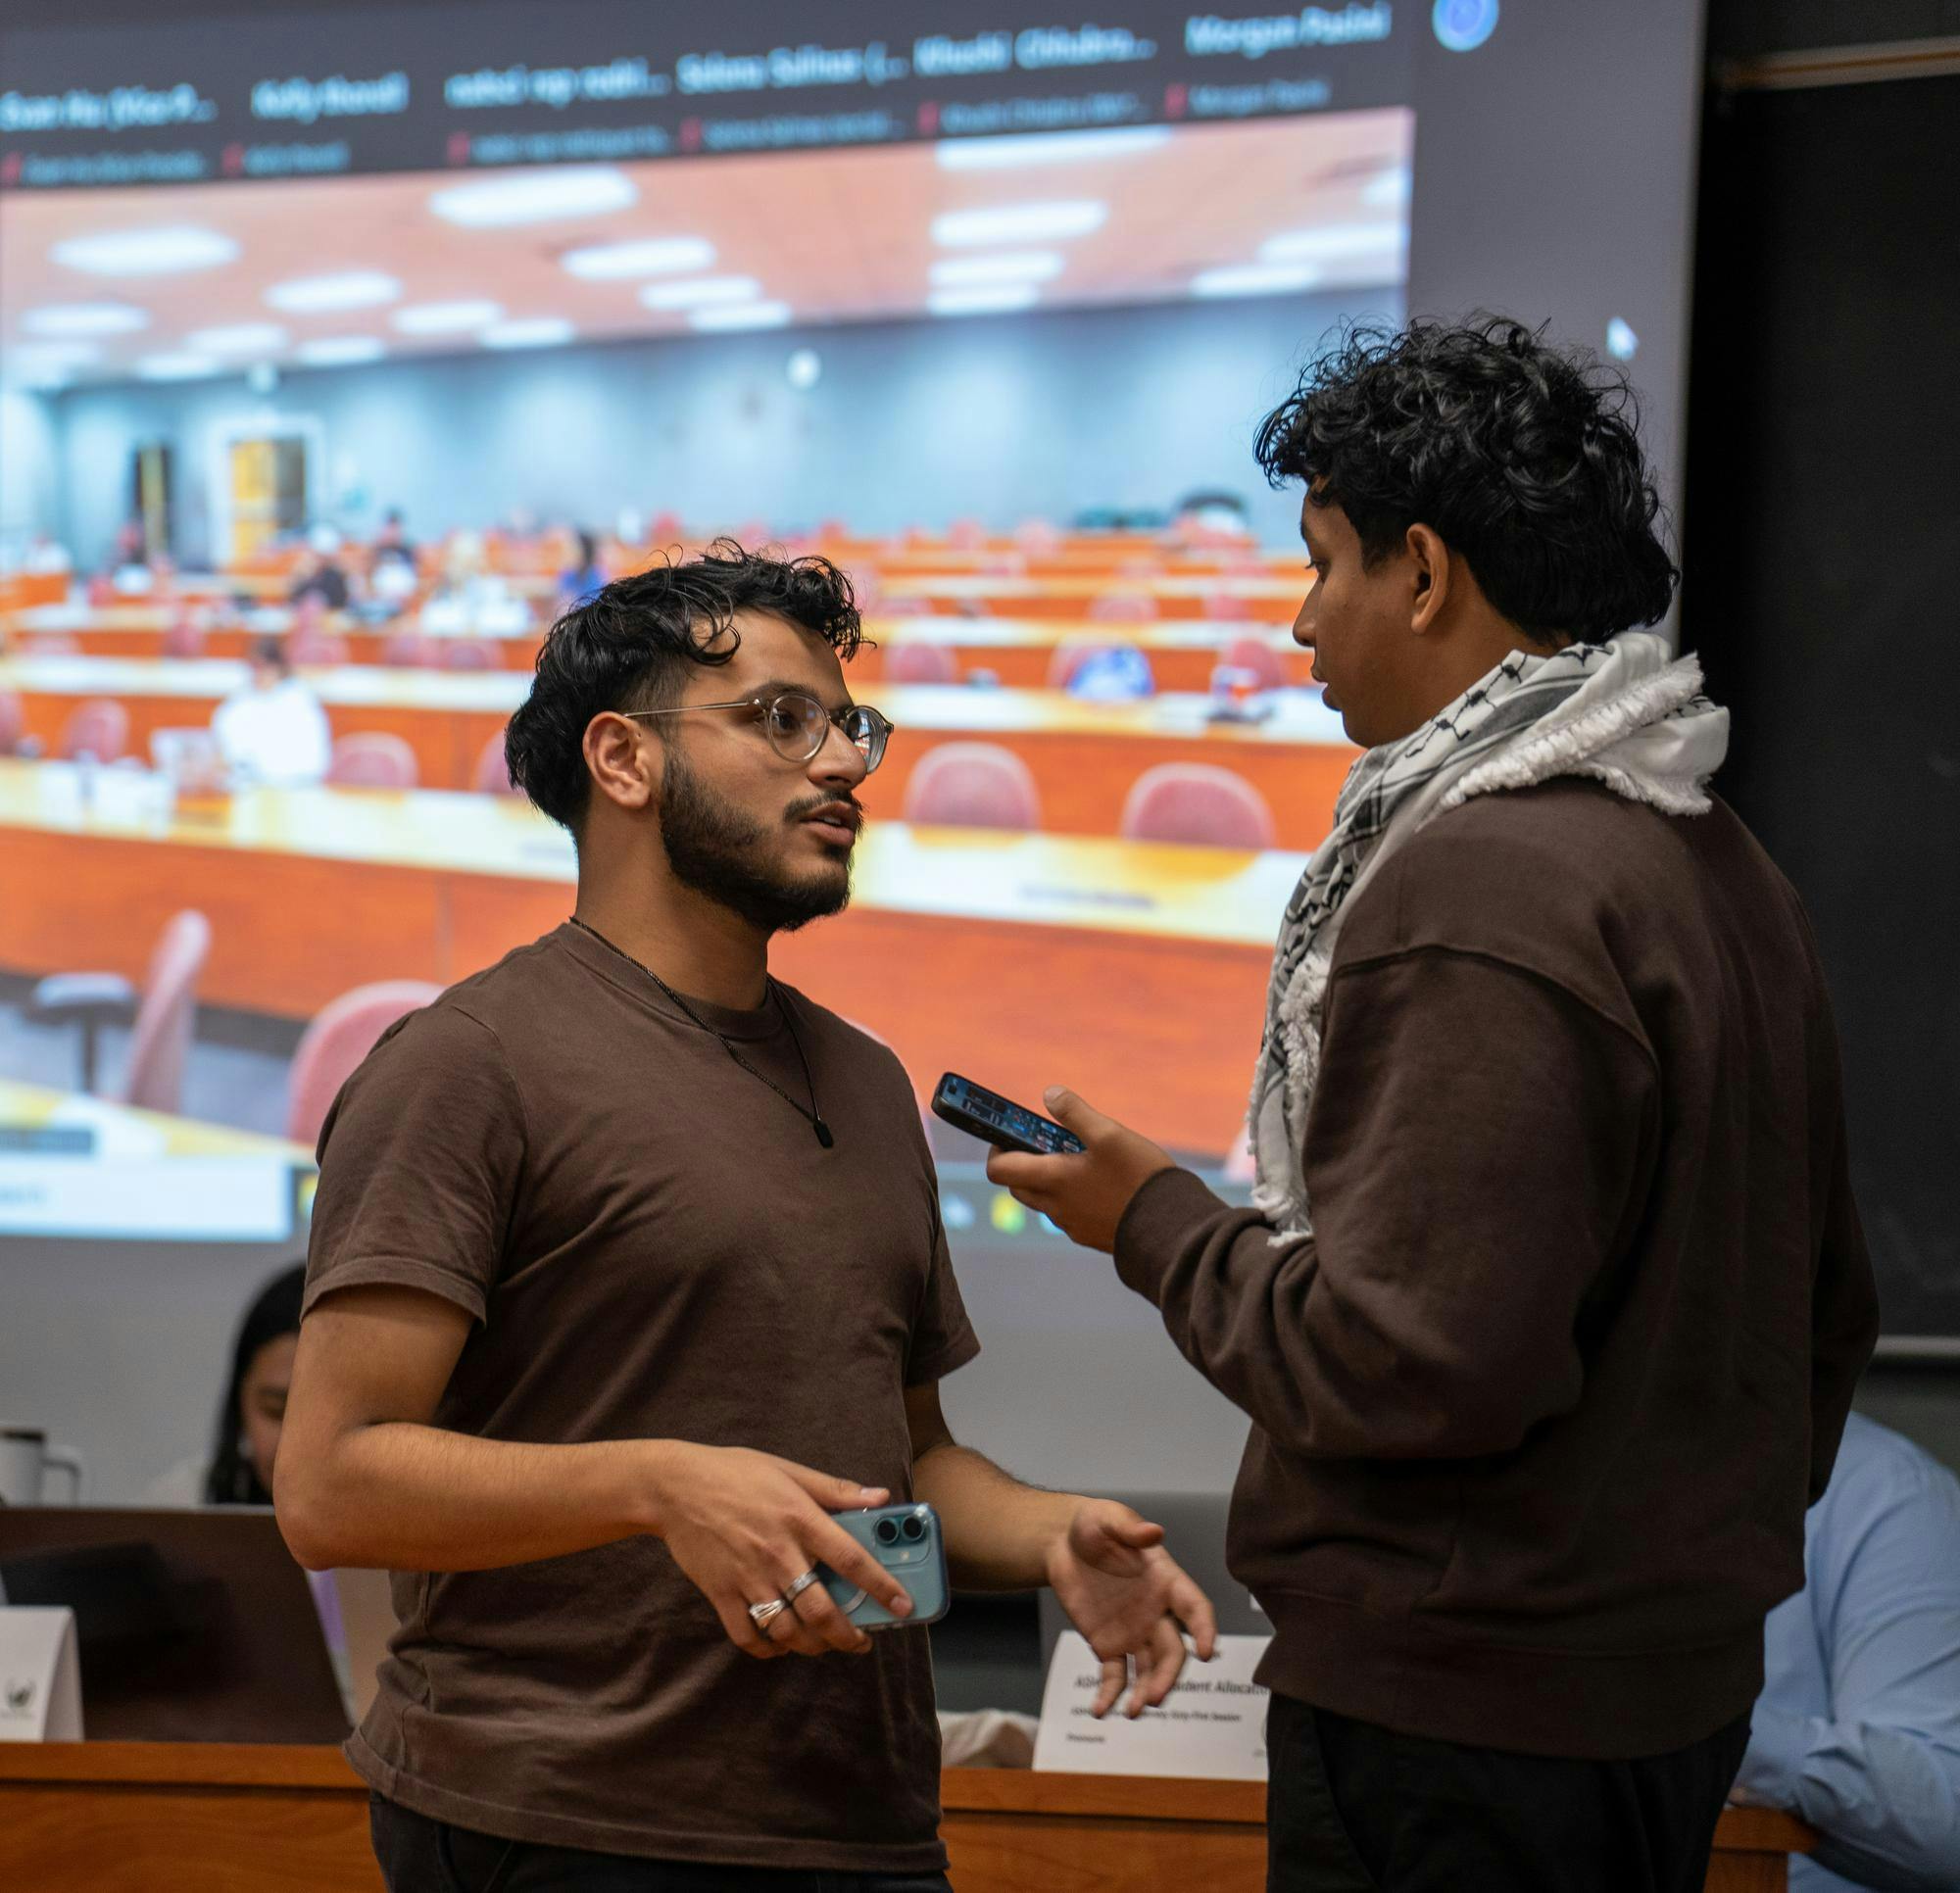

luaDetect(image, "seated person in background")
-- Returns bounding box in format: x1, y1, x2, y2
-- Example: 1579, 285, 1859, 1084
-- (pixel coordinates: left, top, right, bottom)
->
1734, 1412, 1960, 1891
555, 528, 607, 613
370, 509, 416, 572
289, 528, 352, 613
146, 1264, 306, 1505
211, 635, 331, 787
23, 531, 74, 574
417, 529, 528, 636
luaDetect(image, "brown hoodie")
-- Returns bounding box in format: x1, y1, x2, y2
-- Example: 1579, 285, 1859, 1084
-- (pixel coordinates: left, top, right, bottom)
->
1116, 779, 1879, 1759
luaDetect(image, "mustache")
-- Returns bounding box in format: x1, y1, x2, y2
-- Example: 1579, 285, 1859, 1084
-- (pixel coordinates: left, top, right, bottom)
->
784, 795, 865, 830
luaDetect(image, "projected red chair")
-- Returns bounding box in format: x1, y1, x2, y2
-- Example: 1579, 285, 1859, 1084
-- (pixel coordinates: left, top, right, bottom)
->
1120, 763, 1277, 851
947, 518, 987, 551
902, 743, 1042, 833
289, 628, 351, 666
885, 644, 960, 685
1219, 636, 1291, 693
380, 630, 440, 668
27, 908, 212, 1110
441, 638, 502, 672
160, 615, 208, 658
0, 689, 24, 756
285, 979, 443, 1146
327, 733, 419, 790
1087, 593, 1159, 623
1202, 592, 1258, 623
473, 730, 516, 796
1013, 519, 1063, 557
59, 698, 129, 763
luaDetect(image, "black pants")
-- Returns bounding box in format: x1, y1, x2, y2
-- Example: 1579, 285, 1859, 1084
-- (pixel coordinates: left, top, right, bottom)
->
1265, 1696, 1753, 1893
368, 1795, 953, 1893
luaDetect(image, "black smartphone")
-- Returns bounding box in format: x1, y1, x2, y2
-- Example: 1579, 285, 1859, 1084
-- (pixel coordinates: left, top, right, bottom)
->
932, 1072, 1085, 1157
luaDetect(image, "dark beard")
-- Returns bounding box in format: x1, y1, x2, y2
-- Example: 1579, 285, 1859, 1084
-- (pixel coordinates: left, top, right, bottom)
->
658, 749, 852, 936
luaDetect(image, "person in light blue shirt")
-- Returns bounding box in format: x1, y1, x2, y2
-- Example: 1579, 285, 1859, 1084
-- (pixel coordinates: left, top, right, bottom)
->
1735, 1412, 1960, 1890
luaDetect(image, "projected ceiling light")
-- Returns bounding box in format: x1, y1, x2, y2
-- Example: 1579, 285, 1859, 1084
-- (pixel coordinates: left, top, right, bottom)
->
23, 302, 149, 337
935, 126, 1172, 170
296, 336, 386, 366
185, 322, 288, 356
1191, 263, 1324, 299
689, 302, 793, 332
429, 167, 636, 227
481, 317, 576, 350
7, 341, 101, 371
929, 251, 1065, 288
638, 275, 763, 312
136, 353, 221, 381
785, 348, 822, 391
1258, 222, 1405, 265
267, 270, 401, 314
562, 237, 716, 280
52, 224, 240, 277
931, 201, 1107, 247
928, 283, 1041, 317
1363, 166, 1412, 209
391, 300, 504, 335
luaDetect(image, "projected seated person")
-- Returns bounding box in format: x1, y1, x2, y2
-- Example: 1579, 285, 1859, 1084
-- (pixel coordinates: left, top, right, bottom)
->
1733, 1412, 1960, 1891
368, 510, 419, 612
555, 529, 608, 613
288, 545, 352, 613
417, 530, 527, 636
146, 1264, 306, 1507
210, 636, 331, 787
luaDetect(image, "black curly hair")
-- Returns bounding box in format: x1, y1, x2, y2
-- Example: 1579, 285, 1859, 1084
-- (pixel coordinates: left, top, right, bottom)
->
1254, 317, 1678, 645
505, 540, 865, 835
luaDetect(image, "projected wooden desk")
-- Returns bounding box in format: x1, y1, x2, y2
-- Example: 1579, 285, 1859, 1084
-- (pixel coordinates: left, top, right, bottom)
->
0, 1745, 1813, 1891
0, 655, 1353, 849
0, 761, 1300, 1154
6, 607, 1315, 695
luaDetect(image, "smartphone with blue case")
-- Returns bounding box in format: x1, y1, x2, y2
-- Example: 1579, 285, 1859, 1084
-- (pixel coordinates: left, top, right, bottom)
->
820, 1502, 950, 1630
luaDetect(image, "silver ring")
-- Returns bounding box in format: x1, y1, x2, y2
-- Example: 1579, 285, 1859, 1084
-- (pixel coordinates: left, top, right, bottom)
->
747, 1597, 790, 1630
782, 1569, 821, 1604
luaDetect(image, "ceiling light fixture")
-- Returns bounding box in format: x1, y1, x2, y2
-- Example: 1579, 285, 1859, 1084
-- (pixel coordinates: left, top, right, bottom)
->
391, 300, 504, 335
929, 251, 1065, 287
562, 237, 716, 280
429, 167, 636, 227
295, 336, 386, 366
1257, 222, 1405, 265
185, 322, 289, 356
689, 302, 793, 332
927, 283, 1041, 316
267, 271, 401, 314
638, 275, 763, 312
481, 318, 576, 350
1190, 263, 1325, 298
935, 126, 1172, 170
52, 224, 239, 276
135, 354, 222, 381
22, 303, 149, 337
931, 201, 1106, 247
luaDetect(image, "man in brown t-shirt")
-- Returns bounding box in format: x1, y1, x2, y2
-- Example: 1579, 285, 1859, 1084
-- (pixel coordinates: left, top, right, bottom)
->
275, 543, 1214, 1889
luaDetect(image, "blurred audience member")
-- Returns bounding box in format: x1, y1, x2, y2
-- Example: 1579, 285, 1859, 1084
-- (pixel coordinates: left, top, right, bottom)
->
1735, 1413, 1960, 1891
145, 1264, 306, 1505
555, 529, 607, 612
368, 510, 420, 613
370, 510, 417, 572
211, 635, 331, 786
23, 531, 74, 574
289, 531, 352, 613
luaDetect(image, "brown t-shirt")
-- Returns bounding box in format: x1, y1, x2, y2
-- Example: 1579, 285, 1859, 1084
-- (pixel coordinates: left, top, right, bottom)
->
302, 921, 979, 1871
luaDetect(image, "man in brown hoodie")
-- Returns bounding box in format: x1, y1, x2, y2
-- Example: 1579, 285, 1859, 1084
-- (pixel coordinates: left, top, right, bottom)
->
990, 318, 1880, 1891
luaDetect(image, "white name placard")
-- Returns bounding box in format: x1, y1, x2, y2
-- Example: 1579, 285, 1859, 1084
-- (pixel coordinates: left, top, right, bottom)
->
1033, 1629, 1270, 1780
0, 1607, 83, 1742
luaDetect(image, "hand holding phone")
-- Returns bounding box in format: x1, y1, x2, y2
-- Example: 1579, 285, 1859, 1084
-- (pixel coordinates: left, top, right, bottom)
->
933, 1072, 1085, 1157
820, 1503, 950, 1630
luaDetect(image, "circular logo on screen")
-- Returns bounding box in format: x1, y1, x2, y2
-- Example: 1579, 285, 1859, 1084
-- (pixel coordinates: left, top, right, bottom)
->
1433, 0, 1499, 52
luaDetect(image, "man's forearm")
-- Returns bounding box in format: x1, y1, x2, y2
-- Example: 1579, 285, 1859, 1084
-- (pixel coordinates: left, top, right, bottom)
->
912, 1441, 1077, 1590
276, 1421, 668, 1572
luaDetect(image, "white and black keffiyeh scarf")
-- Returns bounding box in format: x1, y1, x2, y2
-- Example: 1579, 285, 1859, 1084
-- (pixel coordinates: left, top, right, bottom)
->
1250, 631, 1732, 1239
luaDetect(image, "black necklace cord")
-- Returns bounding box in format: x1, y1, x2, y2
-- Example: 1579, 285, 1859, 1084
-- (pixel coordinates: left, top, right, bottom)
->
569, 917, 835, 1149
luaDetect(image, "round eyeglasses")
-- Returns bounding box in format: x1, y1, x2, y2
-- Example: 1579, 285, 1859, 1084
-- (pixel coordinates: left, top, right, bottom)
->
623, 691, 893, 774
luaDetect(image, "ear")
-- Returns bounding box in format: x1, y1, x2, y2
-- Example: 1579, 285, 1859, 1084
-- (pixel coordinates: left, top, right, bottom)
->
583, 711, 658, 815
1404, 524, 1452, 636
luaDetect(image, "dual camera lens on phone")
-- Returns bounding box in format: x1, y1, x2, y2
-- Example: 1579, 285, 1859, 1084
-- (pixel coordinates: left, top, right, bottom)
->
873, 1513, 927, 1546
